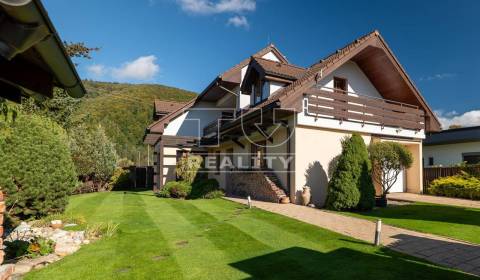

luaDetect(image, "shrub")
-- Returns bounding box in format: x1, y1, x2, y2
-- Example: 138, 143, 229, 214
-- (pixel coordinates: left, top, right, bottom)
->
429, 172, 480, 200
5, 237, 54, 260
369, 141, 413, 196
204, 189, 225, 199
326, 134, 374, 210
109, 167, 132, 190
190, 179, 221, 199
176, 155, 203, 184
157, 181, 192, 199
0, 112, 78, 224
69, 124, 118, 192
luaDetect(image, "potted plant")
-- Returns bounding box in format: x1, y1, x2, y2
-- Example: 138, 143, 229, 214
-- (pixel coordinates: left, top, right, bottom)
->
369, 142, 413, 207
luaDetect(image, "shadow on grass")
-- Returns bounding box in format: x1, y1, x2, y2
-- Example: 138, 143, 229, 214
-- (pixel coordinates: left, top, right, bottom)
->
353, 203, 480, 227
230, 246, 475, 279
110, 189, 157, 197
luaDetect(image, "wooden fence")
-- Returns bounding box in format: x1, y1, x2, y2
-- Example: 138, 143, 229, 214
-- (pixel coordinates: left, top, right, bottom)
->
423, 166, 480, 192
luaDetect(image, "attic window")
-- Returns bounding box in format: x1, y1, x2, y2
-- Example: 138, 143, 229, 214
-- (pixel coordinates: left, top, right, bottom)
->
333, 77, 347, 93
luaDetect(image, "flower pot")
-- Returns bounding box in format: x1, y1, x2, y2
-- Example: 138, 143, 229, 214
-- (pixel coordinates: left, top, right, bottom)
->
375, 195, 388, 208
280, 196, 290, 204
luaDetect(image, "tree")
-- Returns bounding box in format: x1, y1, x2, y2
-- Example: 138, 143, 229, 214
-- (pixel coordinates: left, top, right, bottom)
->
69, 124, 118, 190
175, 155, 203, 184
0, 111, 78, 224
63, 41, 100, 64
369, 142, 413, 199
326, 134, 374, 210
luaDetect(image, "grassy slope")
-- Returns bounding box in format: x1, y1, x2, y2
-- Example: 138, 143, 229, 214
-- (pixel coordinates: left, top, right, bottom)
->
73, 81, 196, 161
25, 192, 473, 280
342, 202, 480, 244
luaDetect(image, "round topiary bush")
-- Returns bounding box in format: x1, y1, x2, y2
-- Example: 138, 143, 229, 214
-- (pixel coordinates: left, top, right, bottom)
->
0, 112, 78, 224
157, 181, 192, 199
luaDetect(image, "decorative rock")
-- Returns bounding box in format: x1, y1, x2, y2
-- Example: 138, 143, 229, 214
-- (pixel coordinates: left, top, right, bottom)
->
50, 220, 63, 230
0, 264, 14, 280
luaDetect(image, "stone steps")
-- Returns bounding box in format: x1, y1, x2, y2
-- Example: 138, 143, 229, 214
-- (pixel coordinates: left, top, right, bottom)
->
262, 171, 288, 201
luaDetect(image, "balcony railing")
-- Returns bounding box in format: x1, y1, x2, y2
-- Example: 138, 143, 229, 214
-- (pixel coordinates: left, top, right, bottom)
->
305, 87, 425, 131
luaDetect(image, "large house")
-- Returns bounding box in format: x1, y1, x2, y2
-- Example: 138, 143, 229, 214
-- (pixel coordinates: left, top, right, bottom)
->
423, 126, 480, 166
144, 30, 441, 206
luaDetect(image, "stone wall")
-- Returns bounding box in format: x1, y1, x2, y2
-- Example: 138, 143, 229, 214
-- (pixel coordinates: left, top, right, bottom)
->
0, 191, 14, 279
226, 171, 286, 203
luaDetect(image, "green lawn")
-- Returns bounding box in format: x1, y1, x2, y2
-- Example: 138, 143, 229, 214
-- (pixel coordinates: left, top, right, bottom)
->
342, 202, 480, 244
25, 192, 475, 280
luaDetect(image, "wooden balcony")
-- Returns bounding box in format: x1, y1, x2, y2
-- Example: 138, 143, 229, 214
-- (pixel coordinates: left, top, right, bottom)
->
305, 87, 425, 131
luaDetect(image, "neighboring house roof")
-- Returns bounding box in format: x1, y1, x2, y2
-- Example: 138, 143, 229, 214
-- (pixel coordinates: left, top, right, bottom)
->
424, 126, 480, 146
154, 100, 188, 115
0, 0, 86, 101
251, 30, 441, 132
143, 97, 197, 145
250, 57, 306, 81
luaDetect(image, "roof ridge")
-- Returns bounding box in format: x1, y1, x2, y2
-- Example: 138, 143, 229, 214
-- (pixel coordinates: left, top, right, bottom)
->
219, 44, 275, 79
252, 56, 305, 70
262, 30, 379, 104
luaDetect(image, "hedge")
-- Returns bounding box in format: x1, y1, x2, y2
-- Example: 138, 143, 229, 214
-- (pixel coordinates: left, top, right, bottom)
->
428, 172, 480, 200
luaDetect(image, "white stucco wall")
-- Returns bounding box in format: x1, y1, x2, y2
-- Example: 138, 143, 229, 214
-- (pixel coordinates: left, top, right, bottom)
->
293, 126, 373, 207
317, 61, 381, 98
163, 102, 228, 137
269, 81, 285, 95
423, 141, 480, 166
262, 51, 281, 62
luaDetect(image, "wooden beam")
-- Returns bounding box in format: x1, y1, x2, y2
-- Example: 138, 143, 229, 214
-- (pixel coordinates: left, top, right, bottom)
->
232, 138, 245, 149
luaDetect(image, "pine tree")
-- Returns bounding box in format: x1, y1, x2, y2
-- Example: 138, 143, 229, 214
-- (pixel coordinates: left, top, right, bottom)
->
0, 111, 77, 224
326, 133, 375, 210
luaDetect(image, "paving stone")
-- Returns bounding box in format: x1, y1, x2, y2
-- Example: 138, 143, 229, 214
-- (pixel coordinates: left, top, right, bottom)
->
225, 197, 480, 277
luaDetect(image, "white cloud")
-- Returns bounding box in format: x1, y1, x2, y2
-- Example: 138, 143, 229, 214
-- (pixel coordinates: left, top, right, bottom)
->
87, 64, 106, 77
227, 15, 249, 28
435, 109, 480, 129
177, 0, 255, 14
111, 55, 160, 81
419, 73, 456, 82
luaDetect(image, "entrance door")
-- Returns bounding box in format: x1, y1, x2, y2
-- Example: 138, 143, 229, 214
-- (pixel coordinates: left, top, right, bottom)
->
251, 141, 266, 169
388, 168, 406, 193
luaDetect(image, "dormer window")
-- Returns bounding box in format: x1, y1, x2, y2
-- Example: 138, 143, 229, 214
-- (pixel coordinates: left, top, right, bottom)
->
252, 80, 270, 105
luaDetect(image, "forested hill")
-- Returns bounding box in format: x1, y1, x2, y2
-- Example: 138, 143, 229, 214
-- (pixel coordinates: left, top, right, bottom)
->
73, 80, 196, 163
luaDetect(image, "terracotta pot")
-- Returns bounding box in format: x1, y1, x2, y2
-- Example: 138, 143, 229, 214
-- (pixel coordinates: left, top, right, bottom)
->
280, 196, 290, 204
301, 186, 311, 206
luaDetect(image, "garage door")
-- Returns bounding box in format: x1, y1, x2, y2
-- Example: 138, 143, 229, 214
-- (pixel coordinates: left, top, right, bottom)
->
388, 169, 405, 193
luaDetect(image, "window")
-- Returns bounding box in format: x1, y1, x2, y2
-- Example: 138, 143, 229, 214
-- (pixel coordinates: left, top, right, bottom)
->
262, 81, 270, 100
462, 153, 480, 165
333, 77, 347, 93
428, 157, 434, 166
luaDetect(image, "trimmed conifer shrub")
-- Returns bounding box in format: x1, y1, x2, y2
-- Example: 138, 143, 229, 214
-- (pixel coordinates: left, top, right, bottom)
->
326, 133, 375, 210
0, 111, 78, 224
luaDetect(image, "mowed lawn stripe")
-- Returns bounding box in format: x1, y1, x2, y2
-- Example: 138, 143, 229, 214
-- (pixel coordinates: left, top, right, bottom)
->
108, 192, 182, 280
65, 192, 110, 219
164, 199, 272, 259
142, 197, 250, 279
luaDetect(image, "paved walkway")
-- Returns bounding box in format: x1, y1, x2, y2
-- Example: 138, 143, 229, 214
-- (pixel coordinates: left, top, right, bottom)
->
226, 197, 480, 277
388, 193, 480, 209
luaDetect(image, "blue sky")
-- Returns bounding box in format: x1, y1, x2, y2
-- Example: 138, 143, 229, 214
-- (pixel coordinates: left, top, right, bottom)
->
43, 0, 480, 127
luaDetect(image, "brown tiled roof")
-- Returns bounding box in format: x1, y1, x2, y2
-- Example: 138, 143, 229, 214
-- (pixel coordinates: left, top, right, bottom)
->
154, 100, 188, 115
252, 57, 306, 80
147, 98, 196, 132
219, 44, 289, 83
257, 30, 379, 108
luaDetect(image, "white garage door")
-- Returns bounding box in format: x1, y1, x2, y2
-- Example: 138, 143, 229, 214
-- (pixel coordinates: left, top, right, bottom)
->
388, 169, 406, 193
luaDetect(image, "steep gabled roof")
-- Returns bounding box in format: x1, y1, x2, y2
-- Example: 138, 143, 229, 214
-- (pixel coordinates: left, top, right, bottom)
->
250, 57, 306, 81
197, 44, 289, 101
154, 100, 188, 115
255, 30, 441, 132
147, 97, 196, 133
